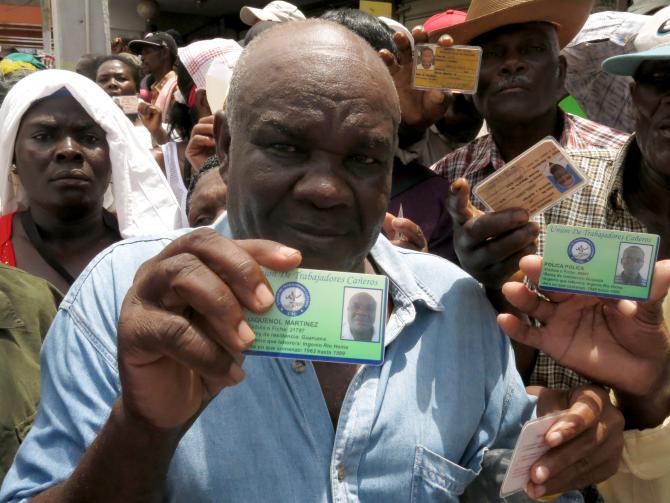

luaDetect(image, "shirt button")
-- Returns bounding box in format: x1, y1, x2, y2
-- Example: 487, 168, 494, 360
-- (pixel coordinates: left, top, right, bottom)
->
292, 360, 306, 374
337, 464, 345, 482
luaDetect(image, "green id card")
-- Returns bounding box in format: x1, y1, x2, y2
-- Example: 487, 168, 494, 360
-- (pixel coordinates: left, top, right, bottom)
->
244, 268, 388, 365
539, 224, 660, 301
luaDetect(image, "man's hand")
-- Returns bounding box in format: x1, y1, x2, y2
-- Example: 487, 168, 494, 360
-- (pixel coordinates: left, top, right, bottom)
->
378, 26, 452, 134
499, 255, 670, 399
382, 212, 428, 252
447, 178, 539, 289
117, 229, 302, 431
186, 115, 216, 173
138, 100, 169, 145
527, 386, 624, 499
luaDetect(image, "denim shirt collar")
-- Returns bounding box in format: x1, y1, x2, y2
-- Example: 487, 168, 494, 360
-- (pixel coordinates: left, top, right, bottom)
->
213, 215, 445, 348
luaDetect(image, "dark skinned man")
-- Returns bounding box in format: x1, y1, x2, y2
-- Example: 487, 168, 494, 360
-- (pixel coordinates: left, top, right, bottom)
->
1, 21, 633, 502
443, 11, 670, 503
129, 32, 178, 123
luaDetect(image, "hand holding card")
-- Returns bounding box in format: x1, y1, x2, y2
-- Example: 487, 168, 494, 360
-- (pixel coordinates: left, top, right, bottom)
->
502, 386, 624, 500
499, 254, 670, 397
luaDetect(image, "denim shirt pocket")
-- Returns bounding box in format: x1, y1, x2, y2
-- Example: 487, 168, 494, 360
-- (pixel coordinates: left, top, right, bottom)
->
411, 445, 478, 502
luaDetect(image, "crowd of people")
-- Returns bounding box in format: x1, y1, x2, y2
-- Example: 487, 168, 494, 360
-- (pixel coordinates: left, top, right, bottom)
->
1, 0, 670, 501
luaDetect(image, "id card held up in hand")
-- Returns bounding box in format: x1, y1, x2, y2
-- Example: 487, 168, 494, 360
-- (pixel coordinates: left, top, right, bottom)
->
473, 138, 588, 217
540, 224, 660, 301
500, 413, 562, 498
244, 268, 388, 365
413, 44, 482, 94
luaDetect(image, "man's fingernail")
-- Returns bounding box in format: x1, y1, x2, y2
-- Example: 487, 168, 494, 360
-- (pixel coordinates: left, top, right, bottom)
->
228, 363, 246, 384
534, 485, 547, 498
547, 431, 563, 445
529, 222, 541, 235
279, 246, 300, 258
513, 210, 529, 222
534, 465, 550, 483
238, 320, 256, 345
255, 283, 275, 308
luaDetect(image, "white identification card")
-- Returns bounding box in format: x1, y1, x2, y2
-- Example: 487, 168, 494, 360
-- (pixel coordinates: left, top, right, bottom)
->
500, 413, 562, 498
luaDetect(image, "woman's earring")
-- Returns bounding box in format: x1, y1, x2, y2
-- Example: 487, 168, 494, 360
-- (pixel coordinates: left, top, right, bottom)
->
10, 164, 17, 174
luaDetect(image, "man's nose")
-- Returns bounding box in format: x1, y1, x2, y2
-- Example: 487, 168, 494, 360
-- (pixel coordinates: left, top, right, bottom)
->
293, 154, 352, 208
500, 53, 527, 75
55, 137, 84, 162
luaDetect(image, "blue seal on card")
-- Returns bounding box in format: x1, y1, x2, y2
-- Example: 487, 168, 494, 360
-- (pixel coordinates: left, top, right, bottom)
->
276, 282, 311, 317
567, 238, 596, 264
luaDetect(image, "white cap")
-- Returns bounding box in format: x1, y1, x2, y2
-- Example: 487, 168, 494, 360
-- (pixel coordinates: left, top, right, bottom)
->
378, 16, 414, 50
634, 5, 670, 51
178, 38, 243, 90
240, 1, 306, 26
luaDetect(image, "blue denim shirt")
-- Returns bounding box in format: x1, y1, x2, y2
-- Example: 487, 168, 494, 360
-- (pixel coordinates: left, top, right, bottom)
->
0, 217, 581, 502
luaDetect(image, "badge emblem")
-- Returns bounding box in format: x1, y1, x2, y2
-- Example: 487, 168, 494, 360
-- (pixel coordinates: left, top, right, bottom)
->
567, 238, 596, 264
275, 282, 310, 317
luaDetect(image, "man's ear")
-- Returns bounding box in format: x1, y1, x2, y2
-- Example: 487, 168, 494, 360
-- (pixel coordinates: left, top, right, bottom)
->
214, 110, 231, 183
557, 54, 567, 88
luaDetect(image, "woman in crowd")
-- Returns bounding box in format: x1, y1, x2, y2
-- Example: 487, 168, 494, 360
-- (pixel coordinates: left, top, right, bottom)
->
95, 54, 154, 150
0, 69, 184, 293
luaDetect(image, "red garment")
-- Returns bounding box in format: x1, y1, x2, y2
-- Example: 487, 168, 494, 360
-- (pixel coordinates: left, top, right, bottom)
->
0, 213, 16, 267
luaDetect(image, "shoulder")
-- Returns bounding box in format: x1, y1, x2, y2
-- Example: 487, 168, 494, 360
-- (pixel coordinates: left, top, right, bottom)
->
393, 247, 486, 301
0, 263, 61, 309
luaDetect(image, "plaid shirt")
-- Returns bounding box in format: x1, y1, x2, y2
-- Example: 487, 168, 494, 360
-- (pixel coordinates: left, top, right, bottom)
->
531, 136, 647, 389
431, 112, 629, 209
563, 10, 646, 134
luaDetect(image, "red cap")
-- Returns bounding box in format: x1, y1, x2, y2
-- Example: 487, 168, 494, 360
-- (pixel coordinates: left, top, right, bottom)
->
423, 9, 467, 34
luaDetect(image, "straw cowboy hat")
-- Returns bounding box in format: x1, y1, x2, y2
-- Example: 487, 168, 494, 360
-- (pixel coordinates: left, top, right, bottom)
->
428, 0, 595, 48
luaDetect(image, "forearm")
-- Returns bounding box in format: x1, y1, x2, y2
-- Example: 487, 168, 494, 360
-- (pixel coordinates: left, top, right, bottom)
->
32, 398, 181, 503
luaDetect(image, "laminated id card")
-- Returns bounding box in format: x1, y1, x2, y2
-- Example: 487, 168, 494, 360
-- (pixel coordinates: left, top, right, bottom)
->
473, 138, 588, 217
244, 268, 388, 365
540, 224, 660, 301
413, 44, 482, 94
500, 413, 562, 498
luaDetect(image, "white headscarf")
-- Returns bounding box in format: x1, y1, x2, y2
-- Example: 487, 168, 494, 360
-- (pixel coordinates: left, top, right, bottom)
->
0, 69, 184, 238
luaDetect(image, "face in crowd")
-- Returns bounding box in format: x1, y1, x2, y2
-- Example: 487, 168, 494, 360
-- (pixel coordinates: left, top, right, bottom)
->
472, 22, 565, 125
549, 162, 575, 189
13, 94, 111, 217
188, 169, 228, 227
621, 246, 645, 277
141, 46, 170, 76
347, 291, 377, 340
220, 20, 401, 273
631, 60, 670, 176
96, 59, 138, 97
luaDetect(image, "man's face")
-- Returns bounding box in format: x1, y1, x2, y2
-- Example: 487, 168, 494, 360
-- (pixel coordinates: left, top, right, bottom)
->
550, 163, 574, 188
224, 26, 399, 272
141, 46, 168, 76
473, 23, 564, 124
13, 95, 111, 212
631, 61, 670, 176
621, 247, 645, 275
348, 292, 376, 336
421, 49, 434, 68
188, 169, 227, 227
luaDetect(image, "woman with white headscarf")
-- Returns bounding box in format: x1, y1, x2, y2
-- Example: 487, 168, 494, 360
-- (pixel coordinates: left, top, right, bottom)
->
0, 69, 185, 292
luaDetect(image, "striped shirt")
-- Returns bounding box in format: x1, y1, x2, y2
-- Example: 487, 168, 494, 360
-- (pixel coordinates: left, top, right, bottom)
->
431, 112, 629, 209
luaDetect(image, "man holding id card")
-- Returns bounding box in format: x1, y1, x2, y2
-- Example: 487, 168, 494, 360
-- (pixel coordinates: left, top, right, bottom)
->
1, 20, 630, 503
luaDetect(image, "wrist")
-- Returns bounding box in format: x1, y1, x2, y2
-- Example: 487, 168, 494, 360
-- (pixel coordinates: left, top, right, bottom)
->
615, 362, 670, 430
